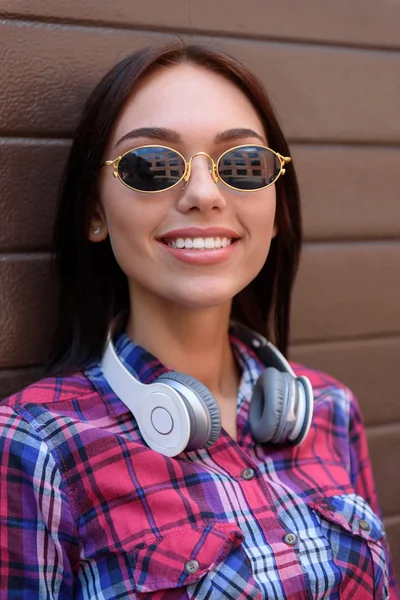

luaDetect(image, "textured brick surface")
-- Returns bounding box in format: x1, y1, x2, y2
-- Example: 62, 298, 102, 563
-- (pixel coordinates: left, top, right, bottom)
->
1, 23, 400, 141
1, 0, 400, 47
292, 243, 400, 342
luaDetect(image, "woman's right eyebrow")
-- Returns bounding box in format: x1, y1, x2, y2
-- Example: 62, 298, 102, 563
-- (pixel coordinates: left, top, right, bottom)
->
116, 127, 181, 146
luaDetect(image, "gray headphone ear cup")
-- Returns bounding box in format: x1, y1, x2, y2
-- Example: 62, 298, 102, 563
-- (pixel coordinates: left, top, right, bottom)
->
249, 367, 290, 444
156, 372, 221, 448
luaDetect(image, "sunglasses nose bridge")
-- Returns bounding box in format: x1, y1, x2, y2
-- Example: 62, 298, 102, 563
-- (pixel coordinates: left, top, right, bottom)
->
183, 152, 219, 185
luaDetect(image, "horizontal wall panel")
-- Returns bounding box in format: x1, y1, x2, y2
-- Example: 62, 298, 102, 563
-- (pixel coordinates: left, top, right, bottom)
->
0, 139, 70, 251
0, 22, 164, 135
291, 242, 400, 343
217, 39, 400, 143
2, 1, 400, 49
292, 145, 400, 241
1, 22, 400, 142
367, 426, 400, 518
191, 1, 400, 49
0, 1, 192, 30
2, 141, 399, 252
0, 367, 43, 401
290, 337, 400, 427
0, 255, 56, 368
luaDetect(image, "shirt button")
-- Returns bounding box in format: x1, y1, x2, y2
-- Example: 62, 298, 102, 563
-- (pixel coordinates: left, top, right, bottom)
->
184, 559, 199, 574
241, 468, 255, 480
359, 519, 371, 532
283, 532, 298, 546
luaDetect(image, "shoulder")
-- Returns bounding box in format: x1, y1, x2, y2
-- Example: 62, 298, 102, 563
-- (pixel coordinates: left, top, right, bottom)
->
0, 371, 104, 469
0, 371, 96, 411
290, 361, 363, 424
290, 362, 349, 394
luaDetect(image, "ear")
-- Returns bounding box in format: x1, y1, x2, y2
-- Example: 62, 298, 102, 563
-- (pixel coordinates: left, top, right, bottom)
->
272, 221, 278, 239
88, 202, 109, 242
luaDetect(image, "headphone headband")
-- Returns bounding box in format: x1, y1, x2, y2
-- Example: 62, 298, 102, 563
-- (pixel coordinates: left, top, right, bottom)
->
229, 322, 296, 376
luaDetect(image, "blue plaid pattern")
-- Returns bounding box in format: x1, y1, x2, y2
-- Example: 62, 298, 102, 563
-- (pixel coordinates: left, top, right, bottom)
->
0, 333, 397, 598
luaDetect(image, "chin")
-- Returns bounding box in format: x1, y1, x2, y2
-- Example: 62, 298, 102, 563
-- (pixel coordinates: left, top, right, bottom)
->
168, 285, 246, 310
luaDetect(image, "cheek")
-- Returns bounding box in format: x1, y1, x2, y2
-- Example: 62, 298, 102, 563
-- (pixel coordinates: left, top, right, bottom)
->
242, 193, 277, 276
248, 190, 277, 246
100, 186, 161, 271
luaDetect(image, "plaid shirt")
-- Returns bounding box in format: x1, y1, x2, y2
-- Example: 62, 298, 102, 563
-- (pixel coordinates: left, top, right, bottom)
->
0, 334, 397, 599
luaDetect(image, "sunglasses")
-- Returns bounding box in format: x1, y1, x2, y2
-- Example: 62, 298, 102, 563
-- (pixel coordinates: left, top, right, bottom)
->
103, 144, 291, 193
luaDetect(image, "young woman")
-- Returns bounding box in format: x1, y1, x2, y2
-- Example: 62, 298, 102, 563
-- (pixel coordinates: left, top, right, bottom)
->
0, 43, 397, 599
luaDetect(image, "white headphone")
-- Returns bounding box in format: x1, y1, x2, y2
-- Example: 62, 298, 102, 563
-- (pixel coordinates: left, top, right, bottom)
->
101, 323, 314, 457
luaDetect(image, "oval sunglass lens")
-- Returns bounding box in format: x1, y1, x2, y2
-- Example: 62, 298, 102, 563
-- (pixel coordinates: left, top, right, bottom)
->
119, 147, 185, 191
218, 146, 281, 190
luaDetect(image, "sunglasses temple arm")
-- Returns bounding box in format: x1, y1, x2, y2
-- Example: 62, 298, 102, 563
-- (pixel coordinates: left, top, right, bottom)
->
103, 157, 121, 178
276, 153, 291, 175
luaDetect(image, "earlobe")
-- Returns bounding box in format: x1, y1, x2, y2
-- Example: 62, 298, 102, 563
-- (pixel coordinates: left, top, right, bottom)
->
89, 224, 109, 242
89, 205, 109, 242
272, 223, 278, 238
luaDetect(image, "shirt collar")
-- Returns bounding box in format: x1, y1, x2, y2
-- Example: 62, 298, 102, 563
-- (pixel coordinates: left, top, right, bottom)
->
85, 332, 264, 418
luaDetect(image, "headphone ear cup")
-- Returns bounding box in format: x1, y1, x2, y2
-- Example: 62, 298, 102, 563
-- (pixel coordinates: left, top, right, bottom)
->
288, 376, 314, 446
156, 372, 221, 450
249, 367, 292, 444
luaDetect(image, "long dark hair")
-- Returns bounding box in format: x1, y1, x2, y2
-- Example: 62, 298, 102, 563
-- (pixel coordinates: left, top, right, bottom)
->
45, 42, 302, 375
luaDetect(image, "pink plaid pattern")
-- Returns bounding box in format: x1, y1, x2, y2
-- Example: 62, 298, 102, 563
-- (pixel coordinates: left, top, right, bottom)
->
0, 334, 397, 599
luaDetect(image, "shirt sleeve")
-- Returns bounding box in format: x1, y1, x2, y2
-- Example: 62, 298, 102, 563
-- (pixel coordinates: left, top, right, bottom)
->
347, 389, 399, 599
0, 406, 80, 599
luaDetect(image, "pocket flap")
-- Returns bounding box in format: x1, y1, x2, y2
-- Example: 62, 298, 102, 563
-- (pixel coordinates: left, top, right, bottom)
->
131, 522, 244, 594
309, 493, 385, 543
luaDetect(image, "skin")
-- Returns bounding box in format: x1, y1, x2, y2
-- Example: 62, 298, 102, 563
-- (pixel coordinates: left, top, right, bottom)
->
90, 63, 277, 439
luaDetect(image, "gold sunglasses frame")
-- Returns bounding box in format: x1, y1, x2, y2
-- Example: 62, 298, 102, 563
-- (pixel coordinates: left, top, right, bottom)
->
103, 144, 291, 194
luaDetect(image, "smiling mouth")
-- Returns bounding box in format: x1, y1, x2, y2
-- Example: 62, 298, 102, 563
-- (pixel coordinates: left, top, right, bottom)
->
161, 236, 238, 250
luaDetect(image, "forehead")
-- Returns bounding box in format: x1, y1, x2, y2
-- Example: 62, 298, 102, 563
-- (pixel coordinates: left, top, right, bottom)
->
110, 63, 266, 146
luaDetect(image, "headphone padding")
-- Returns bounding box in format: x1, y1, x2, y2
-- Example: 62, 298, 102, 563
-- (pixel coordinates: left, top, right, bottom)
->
156, 372, 221, 447
249, 367, 288, 444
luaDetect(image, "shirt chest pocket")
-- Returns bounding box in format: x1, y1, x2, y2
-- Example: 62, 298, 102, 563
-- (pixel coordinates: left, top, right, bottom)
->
130, 522, 245, 598
309, 494, 389, 600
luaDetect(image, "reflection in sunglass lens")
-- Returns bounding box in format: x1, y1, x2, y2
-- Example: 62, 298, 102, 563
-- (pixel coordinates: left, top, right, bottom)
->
218, 146, 281, 190
118, 146, 185, 191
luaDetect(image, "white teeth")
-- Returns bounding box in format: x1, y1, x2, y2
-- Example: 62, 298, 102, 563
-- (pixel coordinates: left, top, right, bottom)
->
166, 236, 234, 250
193, 238, 205, 249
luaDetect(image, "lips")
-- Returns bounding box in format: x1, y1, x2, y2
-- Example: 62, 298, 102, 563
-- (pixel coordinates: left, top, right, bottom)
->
156, 227, 241, 265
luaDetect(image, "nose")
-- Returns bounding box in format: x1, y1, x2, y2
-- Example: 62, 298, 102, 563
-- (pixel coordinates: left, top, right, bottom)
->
176, 153, 227, 214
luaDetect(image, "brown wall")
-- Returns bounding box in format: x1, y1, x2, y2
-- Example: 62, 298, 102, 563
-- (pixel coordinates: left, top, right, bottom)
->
0, 0, 399, 577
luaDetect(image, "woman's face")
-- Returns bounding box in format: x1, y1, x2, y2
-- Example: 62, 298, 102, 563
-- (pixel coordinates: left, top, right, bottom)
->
93, 63, 277, 312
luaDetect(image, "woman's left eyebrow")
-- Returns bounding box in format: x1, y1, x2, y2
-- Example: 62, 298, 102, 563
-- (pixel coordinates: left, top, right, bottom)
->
215, 128, 266, 143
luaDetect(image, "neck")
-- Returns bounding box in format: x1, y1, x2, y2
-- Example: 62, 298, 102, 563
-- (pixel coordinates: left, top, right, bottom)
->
125, 294, 240, 401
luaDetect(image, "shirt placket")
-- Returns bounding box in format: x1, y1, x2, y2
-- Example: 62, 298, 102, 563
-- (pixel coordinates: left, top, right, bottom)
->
207, 433, 310, 599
